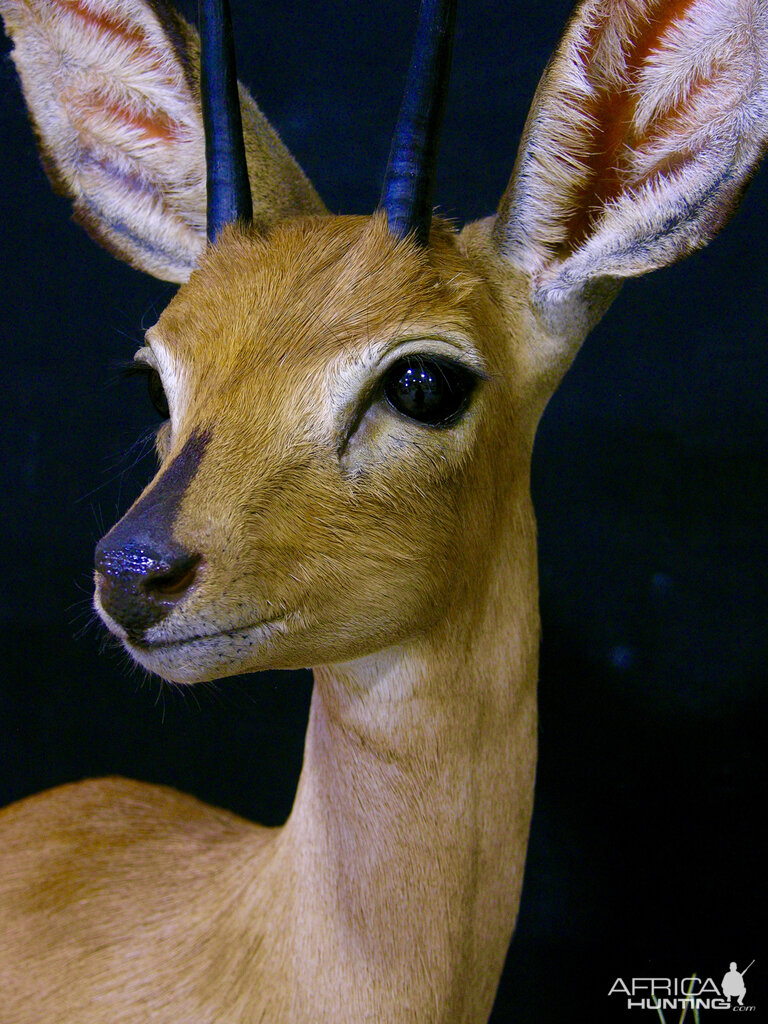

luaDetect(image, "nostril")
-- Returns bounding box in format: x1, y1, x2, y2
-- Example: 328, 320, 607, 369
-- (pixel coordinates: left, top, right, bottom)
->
144, 555, 201, 599
94, 539, 201, 638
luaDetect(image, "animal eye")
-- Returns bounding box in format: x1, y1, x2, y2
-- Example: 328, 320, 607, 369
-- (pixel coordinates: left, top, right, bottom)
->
382, 356, 476, 427
121, 362, 170, 420
145, 367, 170, 419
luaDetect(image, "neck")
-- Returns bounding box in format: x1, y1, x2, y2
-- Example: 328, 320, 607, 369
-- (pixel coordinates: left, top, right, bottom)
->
266, 497, 540, 1023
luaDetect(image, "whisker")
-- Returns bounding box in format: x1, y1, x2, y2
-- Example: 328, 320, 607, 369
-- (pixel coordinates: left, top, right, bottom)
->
75, 428, 157, 506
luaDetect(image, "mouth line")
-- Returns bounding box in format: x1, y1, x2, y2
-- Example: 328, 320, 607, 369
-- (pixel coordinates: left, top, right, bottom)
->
127, 613, 289, 652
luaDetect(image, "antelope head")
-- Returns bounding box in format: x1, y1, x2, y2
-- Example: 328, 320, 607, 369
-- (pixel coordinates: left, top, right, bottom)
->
100, 211, 519, 684
85, 0, 528, 686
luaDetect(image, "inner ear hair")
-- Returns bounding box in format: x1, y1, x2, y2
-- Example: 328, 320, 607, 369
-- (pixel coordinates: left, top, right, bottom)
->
493, 0, 768, 337
0, 0, 325, 282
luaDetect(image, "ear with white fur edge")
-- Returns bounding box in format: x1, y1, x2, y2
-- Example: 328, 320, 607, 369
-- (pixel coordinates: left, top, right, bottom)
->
493, 0, 768, 375
0, 0, 326, 283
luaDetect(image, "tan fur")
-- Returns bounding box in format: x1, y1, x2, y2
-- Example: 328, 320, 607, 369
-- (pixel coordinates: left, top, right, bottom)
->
0, 0, 766, 1021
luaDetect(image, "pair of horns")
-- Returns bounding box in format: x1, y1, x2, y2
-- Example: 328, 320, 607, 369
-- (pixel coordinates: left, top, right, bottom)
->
199, 0, 456, 244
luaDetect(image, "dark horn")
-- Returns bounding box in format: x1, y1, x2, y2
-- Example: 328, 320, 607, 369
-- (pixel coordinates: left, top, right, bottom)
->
199, 0, 253, 240
379, 0, 457, 245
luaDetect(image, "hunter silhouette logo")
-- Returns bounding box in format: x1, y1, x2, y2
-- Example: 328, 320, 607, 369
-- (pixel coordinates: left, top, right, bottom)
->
721, 961, 754, 1007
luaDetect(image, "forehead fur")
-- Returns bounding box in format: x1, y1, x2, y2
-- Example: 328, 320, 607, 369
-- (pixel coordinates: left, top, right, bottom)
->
156, 211, 483, 373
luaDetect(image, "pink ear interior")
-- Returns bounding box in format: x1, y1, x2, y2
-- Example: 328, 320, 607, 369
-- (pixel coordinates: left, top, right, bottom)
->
52, 0, 141, 37
498, 0, 767, 287
48, 0, 165, 69
71, 91, 188, 145
561, 0, 707, 257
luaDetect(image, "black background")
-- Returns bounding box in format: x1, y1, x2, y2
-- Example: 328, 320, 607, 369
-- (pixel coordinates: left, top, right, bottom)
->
1, 1, 766, 1019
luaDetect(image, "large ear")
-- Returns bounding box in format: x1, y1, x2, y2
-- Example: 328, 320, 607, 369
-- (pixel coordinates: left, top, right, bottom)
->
0, 0, 326, 282
491, 0, 768, 369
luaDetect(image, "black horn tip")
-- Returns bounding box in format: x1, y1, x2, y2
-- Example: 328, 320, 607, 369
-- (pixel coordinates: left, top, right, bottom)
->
199, 0, 253, 241
380, 0, 457, 246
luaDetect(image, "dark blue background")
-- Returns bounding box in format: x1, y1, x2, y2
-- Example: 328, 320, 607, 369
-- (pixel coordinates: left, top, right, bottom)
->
1, 1, 766, 1019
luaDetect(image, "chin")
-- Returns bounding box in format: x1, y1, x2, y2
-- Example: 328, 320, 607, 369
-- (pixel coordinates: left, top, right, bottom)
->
98, 610, 300, 684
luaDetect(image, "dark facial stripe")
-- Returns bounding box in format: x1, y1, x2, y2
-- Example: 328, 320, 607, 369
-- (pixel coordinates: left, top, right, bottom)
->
98, 428, 211, 560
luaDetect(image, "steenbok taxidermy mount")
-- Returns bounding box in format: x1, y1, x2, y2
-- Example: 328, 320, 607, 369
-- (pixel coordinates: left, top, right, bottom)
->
0, 0, 766, 1020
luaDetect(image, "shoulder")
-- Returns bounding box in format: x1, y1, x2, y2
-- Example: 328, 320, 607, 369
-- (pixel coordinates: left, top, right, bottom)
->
0, 777, 274, 1022
0, 775, 264, 892
0, 775, 253, 856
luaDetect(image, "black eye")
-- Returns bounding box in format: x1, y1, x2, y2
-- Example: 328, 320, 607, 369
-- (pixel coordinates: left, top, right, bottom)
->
383, 356, 476, 427
121, 362, 170, 420
145, 367, 170, 419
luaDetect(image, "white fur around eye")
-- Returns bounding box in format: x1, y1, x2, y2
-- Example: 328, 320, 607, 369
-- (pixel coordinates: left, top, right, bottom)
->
327, 331, 487, 448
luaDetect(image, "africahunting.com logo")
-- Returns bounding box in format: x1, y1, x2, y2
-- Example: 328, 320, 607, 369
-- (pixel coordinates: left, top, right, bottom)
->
608, 960, 756, 1013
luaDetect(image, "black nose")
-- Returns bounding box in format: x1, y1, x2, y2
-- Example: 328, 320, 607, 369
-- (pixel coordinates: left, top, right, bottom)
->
95, 536, 200, 639
94, 429, 210, 640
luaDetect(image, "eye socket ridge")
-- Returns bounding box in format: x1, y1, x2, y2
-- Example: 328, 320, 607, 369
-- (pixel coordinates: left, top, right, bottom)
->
381, 353, 479, 428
